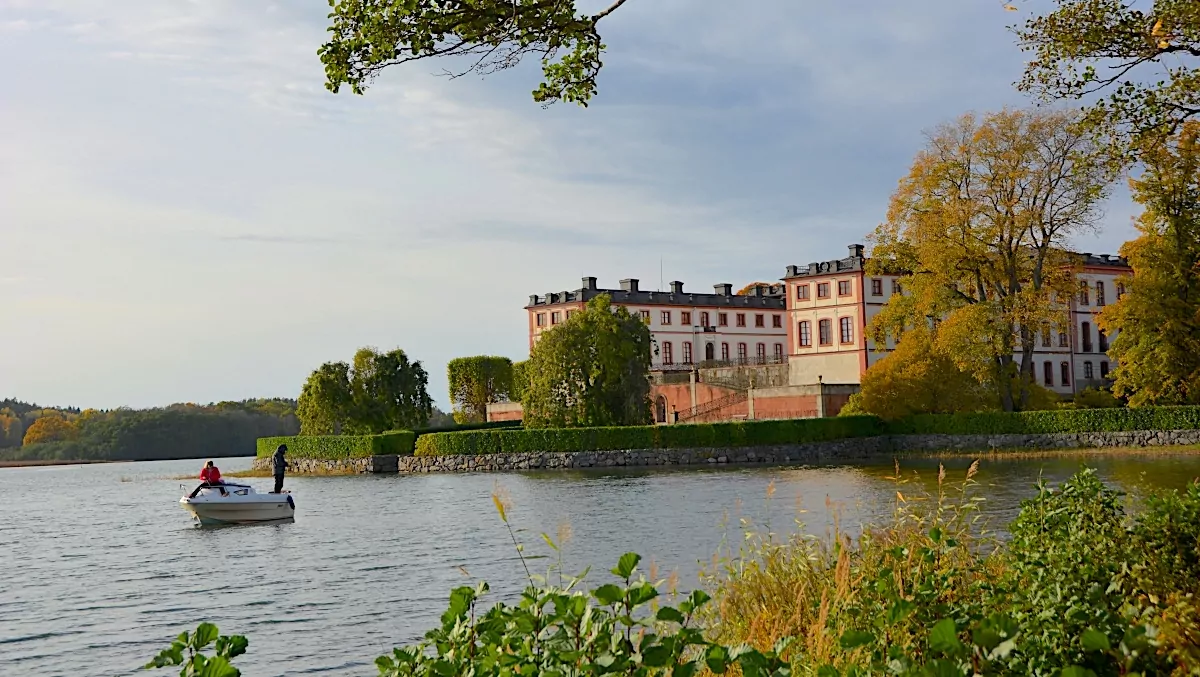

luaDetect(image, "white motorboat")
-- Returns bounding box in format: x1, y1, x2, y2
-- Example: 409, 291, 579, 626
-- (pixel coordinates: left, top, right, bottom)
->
180, 481, 295, 525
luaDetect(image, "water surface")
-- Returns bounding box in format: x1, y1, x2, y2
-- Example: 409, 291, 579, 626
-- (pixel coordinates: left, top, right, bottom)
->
3, 452, 1199, 676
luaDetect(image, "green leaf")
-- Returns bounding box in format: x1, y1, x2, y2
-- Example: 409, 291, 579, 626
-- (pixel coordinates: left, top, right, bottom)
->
1081, 628, 1111, 652
816, 665, 841, 677
1060, 667, 1097, 677
643, 644, 673, 667
656, 606, 685, 623
838, 629, 875, 650
196, 656, 240, 677
627, 582, 658, 606
613, 552, 641, 579
928, 619, 963, 656
593, 584, 624, 606
705, 644, 730, 674
887, 600, 916, 624
191, 623, 219, 650
540, 533, 559, 551
923, 658, 964, 677
673, 660, 698, 677
929, 526, 943, 543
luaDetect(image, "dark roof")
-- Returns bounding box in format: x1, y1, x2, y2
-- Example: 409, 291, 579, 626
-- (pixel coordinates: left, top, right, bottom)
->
782, 243, 1129, 279
526, 279, 786, 310
1077, 252, 1130, 268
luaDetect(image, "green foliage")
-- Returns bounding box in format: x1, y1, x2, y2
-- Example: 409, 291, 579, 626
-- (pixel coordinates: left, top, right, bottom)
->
1016, 0, 1200, 152
414, 416, 887, 456
523, 294, 654, 428
0, 402, 299, 462
510, 360, 529, 403
297, 347, 433, 435
319, 0, 623, 106
415, 420, 521, 436
447, 356, 514, 424
1099, 122, 1200, 406
1067, 387, 1124, 410
256, 430, 416, 459
143, 622, 247, 677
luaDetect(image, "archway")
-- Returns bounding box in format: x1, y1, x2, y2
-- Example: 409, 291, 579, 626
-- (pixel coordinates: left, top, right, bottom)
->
655, 396, 667, 423
705, 342, 715, 361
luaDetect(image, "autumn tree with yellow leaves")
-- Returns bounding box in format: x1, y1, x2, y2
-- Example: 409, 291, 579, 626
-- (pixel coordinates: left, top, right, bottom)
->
22, 416, 78, 446
854, 327, 994, 420
1099, 121, 1200, 405
868, 108, 1117, 411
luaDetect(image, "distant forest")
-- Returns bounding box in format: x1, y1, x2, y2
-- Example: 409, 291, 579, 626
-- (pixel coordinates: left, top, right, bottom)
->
0, 397, 457, 462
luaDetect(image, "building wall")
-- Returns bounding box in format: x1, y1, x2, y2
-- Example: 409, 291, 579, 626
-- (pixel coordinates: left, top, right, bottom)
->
485, 402, 525, 423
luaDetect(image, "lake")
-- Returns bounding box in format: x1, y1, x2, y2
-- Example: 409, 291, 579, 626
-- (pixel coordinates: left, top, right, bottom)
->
3, 451, 1200, 676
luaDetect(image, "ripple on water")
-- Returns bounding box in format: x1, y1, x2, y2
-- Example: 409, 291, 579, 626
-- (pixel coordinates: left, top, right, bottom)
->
3, 453, 1200, 676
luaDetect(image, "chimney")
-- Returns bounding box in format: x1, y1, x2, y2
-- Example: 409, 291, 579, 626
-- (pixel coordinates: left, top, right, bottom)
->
849, 244, 865, 258
786, 265, 799, 277
582, 276, 597, 290
714, 283, 733, 296
752, 285, 765, 297
529, 295, 540, 306
670, 280, 684, 294
545, 292, 556, 304
620, 278, 639, 293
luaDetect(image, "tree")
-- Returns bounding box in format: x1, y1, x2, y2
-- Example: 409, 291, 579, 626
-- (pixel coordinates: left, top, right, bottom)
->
511, 360, 530, 403
319, 0, 632, 106
735, 283, 775, 296
22, 415, 76, 446
1016, 0, 1200, 152
447, 356, 514, 424
523, 294, 653, 427
0, 409, 23, 448
296, 347, 434, 434
297, 361, 354, 435
1098, 122, 1200, 405
855, 327, 995, 420
869, 107, 1116, 411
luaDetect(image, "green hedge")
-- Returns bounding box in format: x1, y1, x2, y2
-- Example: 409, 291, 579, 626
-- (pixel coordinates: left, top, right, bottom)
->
412, 406, 1200, 457
413, 416, 887, 456
413, 420, 522, 437
887, 406, 1200, 436
256, 430, 416, 459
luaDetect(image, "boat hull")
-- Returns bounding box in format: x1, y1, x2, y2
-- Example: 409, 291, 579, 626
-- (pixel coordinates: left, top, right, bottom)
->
180, 484, 295, 525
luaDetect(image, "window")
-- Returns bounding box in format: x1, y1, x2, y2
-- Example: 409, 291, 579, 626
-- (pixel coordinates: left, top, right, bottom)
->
1082, 322, 1093, 352
839, 316, 854, 344
736, 313, 746, 327
1061, 362, 1070, 385
566, 310, 576, 320
1117, 283, 1125, 300
551, 311, 561, 325
1043, 361, 1054, 386
892, 280, 902, 294
662, 342, 673, 365
536, 313, 547, 327
772, 314, 782, 328
798, 321, 812, 347
1096, 281, 1106, 306
796, 284, 810, 300
737, 343, 748, 362
756, 343, 766, 361
817, 283, 830, 299
700, 312, 710, 327
1084, 361, 1094, 379
1079, 280, 1090, 306
681, 311, 692, 325
661, 310, 672, 325
718, 313, 728, 327
1059, 331, 1068, 348
871, 278, 883, 296
1041, 325, 1051, 348
818, 319, 832, 345
774, 343, 784, 359
721, 343, 730, 361
1100, 361, 1109, 378
1098, 329, 1108, 352
682, 341, 692, 364
837, 280, 851, 296
639, 310, 651, 323
755, 313, 765, 328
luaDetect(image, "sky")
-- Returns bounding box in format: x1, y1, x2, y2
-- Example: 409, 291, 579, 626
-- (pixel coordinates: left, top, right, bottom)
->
0, 0, 1141, 411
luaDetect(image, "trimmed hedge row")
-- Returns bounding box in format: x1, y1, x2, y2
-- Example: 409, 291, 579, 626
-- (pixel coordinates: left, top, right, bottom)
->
413, 406, 1200, 457
889, 406, 1200, 436
414, 420, 522, 437
256, 430, 416, 459
413, 416, 887, 456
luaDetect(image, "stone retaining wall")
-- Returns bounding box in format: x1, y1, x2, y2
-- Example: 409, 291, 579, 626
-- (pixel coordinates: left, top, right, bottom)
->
257, 429, 1200, 475
397, 428, 1200, 474
252, 455, 399, 474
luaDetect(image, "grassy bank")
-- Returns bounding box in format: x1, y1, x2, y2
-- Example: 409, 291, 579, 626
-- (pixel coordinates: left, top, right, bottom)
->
146, 465, 1200, 676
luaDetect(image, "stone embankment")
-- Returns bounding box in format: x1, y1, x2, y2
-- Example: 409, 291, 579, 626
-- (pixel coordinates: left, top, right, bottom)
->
257, 429, 1200, 475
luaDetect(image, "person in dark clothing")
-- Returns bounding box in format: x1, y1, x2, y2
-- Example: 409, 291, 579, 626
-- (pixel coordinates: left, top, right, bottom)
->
271, 444, 290, 493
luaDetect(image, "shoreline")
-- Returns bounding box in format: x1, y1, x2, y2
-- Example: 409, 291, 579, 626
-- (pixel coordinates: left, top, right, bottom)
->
0, 459, 119, 468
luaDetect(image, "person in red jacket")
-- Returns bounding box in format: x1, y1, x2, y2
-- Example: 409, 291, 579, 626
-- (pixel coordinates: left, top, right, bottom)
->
199, 460, 227, 496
